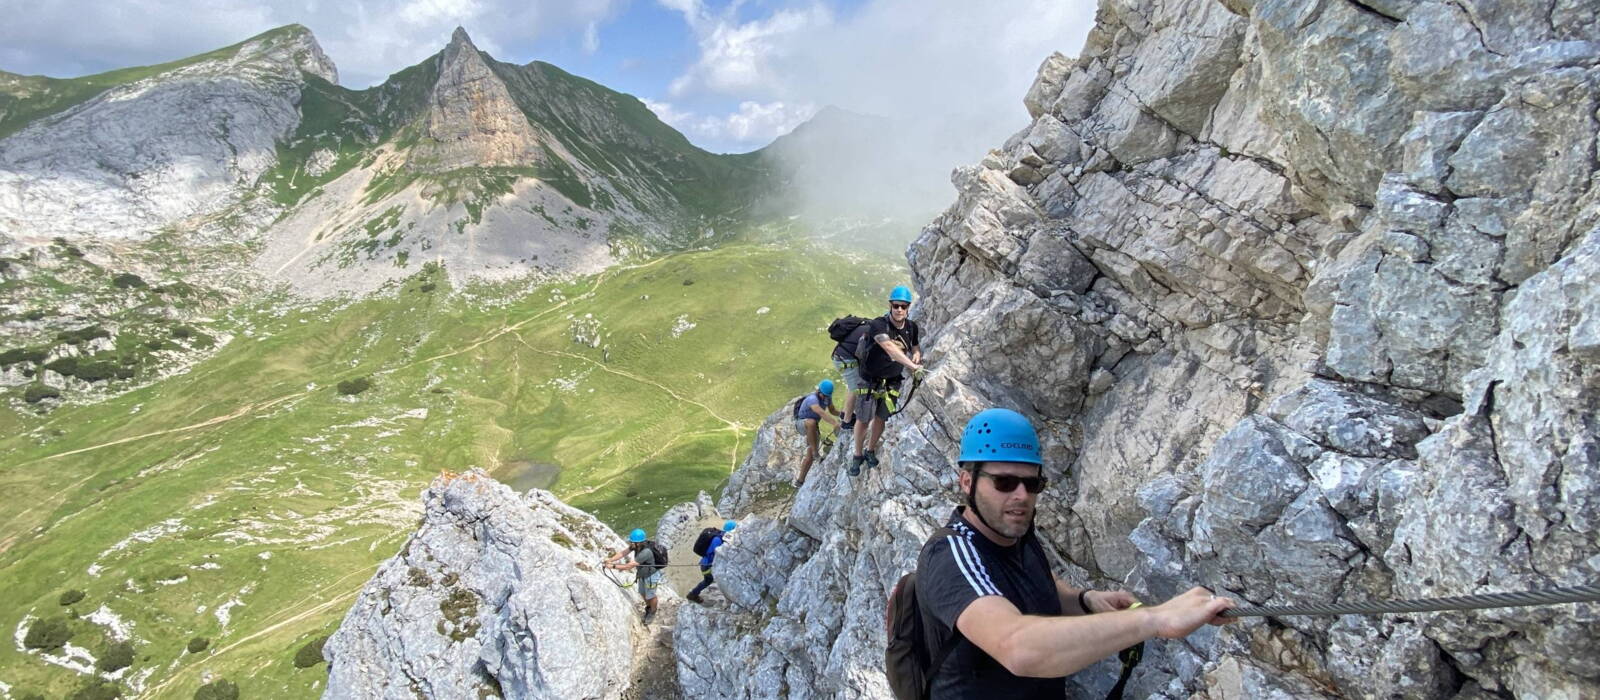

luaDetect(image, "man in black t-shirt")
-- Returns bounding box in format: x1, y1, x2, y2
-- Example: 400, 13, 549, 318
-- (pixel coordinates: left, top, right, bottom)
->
851, 285, 922, 476
916, 408, 1236, 698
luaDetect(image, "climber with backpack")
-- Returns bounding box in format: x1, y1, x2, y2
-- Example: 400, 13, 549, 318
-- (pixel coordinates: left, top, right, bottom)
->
793, 379, 843, 486
687, 519, 737, 604
604, 528, 670, 625
850, 285, 923, 477
827, 313, 874, 431
883, 408, 1236, 699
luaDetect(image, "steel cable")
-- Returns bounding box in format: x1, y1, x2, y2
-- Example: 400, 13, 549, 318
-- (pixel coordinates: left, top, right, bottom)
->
1220, 584, 1600, 618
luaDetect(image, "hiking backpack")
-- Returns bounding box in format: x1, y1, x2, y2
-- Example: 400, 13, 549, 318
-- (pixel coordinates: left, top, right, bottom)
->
828, 315, 870, 343
644, 540, 669, 574
884, 527, 960, 700
691, 527, 723, 557
853, 321, 878, 370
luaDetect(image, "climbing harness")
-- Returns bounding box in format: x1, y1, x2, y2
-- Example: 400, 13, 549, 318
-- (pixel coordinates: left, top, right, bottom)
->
1218, 583, 1600, 618
876, 370, 925, 419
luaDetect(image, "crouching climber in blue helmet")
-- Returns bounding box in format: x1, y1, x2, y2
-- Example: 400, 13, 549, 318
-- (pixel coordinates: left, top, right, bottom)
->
898, 408, 1236, 698
687, 519, 737, 604
604, 528, 667, 625
792, 379, 842, 487
851, 285, 923, 476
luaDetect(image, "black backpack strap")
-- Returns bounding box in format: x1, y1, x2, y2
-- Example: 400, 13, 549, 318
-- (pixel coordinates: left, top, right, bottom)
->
917, 525, 962, 698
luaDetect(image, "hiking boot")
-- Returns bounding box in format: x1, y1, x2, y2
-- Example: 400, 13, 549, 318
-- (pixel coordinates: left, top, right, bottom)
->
865, 450, 880, 468
848, 454, 864, 477
840, 419, 855, 431
642, 610, 656, 625
687, 593, 704, 604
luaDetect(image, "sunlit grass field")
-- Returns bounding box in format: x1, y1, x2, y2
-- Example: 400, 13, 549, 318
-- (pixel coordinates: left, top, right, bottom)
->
0, 240, 899, 698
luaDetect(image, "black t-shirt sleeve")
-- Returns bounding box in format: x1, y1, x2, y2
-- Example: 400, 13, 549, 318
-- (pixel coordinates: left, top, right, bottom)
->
919, 534, 1003, 630
869, 316, 892, 341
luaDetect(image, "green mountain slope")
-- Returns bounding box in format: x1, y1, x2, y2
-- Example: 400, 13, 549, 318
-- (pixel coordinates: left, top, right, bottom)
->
262, 29, 778, 261
0, 239, 900, 698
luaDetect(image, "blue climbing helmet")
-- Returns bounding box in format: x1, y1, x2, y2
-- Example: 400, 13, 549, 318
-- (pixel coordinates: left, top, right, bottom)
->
889, 285, 913, 304
723, 519, 737, 532
958, 408, 1043, 466
629, 528, 646, 543
818, 379, 834, 396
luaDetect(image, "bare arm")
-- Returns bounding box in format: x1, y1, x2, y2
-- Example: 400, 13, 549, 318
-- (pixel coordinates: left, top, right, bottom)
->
604, 547, 638, 569
956, 587, 1234, 678
1053, 576, 1139, 616
875, 335, 922, 371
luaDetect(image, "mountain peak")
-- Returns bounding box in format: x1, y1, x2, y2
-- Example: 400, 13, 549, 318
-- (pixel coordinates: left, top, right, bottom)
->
410, 26, 543, 172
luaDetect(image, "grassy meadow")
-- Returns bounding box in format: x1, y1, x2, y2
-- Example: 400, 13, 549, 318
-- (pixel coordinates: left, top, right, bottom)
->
0, 239, 898, 698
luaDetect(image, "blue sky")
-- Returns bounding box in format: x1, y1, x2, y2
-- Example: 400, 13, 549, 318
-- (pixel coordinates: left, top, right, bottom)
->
0, 0, 1094, 154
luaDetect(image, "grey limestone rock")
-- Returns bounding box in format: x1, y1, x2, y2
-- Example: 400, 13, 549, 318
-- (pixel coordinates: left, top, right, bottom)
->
323, 470, 641, 700
669, 0, 1600, 697
0, 27, 333, 241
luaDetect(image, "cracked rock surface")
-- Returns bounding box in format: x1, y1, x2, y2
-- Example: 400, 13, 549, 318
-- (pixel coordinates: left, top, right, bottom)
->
323, 470, 647, 700
0, 27, 333, 241
670, 0, 1600, 697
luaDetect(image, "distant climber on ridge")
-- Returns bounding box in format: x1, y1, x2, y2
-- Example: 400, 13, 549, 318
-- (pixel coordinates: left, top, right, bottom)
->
851, 285, 922, 476
687, 519, 736, 604
885, 408, 1235, 699
793, 379, 842, 486
604, 528, 668, 625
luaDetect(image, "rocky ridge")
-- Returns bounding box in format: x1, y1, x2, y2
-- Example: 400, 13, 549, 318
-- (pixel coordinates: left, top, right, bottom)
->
0, 26, 335, 242
670, 0, 1600, 698
1, 25, 779, 300
323, 470, 649, 700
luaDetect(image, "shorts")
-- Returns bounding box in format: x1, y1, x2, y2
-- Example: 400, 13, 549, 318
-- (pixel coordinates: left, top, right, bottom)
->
794, 418, 817, 437
638, 570, 665, 601
833, 359, 864, 395
854, 377, 903, 423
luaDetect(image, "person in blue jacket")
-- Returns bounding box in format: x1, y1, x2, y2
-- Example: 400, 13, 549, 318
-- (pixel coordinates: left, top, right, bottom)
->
687, 519, 737, 604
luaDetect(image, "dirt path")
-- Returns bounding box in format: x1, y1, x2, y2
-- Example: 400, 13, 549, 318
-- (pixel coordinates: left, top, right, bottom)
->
511, 335, 749, 471
621, 594, 683, 700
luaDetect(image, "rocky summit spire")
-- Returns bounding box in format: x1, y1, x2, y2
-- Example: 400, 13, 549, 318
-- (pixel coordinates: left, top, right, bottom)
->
409, 26, 542, 172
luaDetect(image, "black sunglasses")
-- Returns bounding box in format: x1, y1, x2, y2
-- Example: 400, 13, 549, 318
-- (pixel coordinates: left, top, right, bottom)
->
978, 470, 1048, 494
890, 302, 910, 310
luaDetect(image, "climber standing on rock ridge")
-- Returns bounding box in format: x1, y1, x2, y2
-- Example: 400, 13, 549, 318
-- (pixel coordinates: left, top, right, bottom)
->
851, 284, 923, 477
794, 379, 843, 486
889, 408, 1235, 699
687, 519, 736, 604
604, 528, 668, 625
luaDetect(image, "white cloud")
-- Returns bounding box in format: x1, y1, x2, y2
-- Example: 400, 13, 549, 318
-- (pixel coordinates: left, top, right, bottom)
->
643, 98, 816, 152
0, 0, 627, 87
583, 21, 601, 54
655, 0, 1095, 205
641, 98, 694, 127
661, 2, 831, 98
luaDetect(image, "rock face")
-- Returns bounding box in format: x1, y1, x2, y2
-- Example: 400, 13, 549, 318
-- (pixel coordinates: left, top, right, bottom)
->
323, 470, 643, 700
0, 26, 334, 241
410, 28, 544, 173
673, 0, 1600, 698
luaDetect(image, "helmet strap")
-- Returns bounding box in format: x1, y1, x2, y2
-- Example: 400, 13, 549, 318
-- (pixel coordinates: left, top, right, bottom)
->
964, 462, 1036, 544
965, 465, 1004, 537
